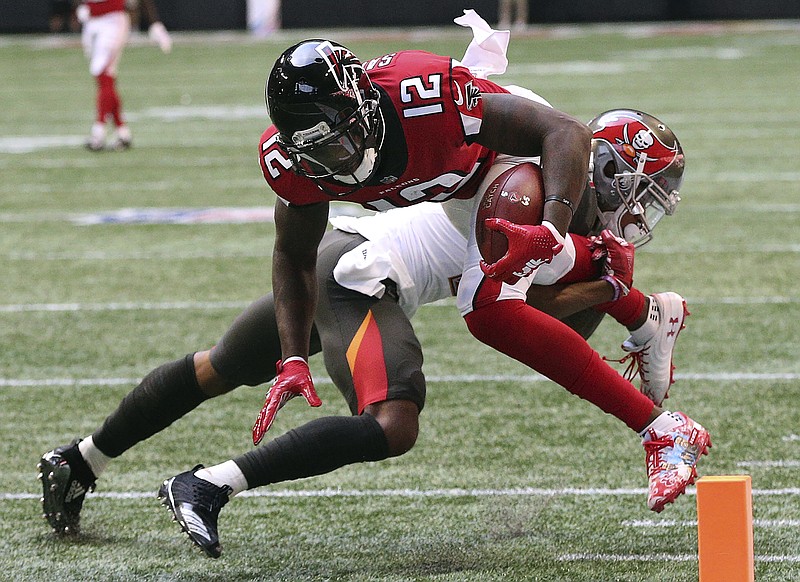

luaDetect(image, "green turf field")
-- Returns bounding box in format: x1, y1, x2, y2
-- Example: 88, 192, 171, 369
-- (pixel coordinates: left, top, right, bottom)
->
1, 19, 799, 581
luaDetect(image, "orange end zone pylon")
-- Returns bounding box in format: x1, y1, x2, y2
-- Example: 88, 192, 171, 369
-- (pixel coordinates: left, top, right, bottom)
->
696, 475, 754, 582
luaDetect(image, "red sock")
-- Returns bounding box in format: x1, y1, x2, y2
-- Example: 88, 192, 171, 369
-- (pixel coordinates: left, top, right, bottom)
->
96, 72, 123, 126
596, 288, 646, 328
465, 299, 654, 431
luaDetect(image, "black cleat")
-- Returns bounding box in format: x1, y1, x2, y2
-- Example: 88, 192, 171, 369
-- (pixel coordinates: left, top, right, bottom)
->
158, 465, 232, 558
37, 440, 96, 535
110, 137, 132, 151
84, 139, 105, 152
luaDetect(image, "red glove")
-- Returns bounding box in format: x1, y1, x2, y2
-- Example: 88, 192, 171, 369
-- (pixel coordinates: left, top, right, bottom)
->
252, 358, 322, 445
592, 229, 634, 301
480, 219, 565, 284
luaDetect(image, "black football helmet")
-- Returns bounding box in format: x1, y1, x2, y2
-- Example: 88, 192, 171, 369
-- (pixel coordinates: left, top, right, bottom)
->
588, 109, 685, 247
266, 39, 384, 191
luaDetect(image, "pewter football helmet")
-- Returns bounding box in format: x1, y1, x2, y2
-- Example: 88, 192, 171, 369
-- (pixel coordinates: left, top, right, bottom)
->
588, 109, 685, 247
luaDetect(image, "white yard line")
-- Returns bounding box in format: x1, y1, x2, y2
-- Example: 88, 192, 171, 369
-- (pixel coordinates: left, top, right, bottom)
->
560, 553, 800, 563
4, 246, 800, 259
1, 372, 798, 388
0, 300, 251, 313
0, 297, 797, 314
738, 460, 800, 468
623, 518, 800, 527
5, 485, 800, 502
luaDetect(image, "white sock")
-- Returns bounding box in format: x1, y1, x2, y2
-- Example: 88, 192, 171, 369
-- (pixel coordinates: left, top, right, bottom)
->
194, 460, 249, 497
77, 435, 111, 477
629, 296, 660, 345
90, 121, 106, 142
116, 124, 131, 141
639, 410, 683, 440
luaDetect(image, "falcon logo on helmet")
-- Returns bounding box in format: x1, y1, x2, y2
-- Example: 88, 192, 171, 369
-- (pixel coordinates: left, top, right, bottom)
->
315, 41, 359, 96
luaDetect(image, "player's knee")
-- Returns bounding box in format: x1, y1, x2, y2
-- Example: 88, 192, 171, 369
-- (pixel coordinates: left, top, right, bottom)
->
193, 350, 237, 397
365, 400, 419, 457
384, 422, 418, 457
464, 304, 498, 345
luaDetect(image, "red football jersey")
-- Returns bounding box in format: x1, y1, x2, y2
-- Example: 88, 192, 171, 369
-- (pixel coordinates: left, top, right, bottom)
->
259, 50, 509, 211
86, 0, 126, 17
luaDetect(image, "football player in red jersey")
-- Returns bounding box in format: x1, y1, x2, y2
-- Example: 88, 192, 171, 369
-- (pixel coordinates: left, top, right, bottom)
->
258, 40, 707, 505
77, 0, 171, 151
163, 38, 709, 555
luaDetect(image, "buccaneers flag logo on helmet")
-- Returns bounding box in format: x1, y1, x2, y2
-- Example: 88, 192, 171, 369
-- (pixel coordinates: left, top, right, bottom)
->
592, 112, 680, 175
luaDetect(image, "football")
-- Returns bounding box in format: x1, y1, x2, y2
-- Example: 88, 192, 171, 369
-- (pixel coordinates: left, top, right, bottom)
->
476, 162, 545, 265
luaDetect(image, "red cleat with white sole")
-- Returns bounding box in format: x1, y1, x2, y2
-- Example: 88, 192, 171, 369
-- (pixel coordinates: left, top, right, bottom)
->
644, 411, 711, 512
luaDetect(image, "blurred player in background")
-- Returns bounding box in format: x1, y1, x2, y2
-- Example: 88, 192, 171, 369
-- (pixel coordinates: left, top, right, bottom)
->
49, 0, 80, 33
498, 0, 528, 30
77, 0, 172, 151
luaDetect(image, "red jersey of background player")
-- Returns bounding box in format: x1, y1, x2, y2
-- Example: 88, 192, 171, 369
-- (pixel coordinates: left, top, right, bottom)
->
259, 50, 510, 211
86, 0, 126, 17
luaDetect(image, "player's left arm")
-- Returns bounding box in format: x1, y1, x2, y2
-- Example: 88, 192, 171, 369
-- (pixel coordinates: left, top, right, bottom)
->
526, 281, 613, 319
474, 93, 591, 236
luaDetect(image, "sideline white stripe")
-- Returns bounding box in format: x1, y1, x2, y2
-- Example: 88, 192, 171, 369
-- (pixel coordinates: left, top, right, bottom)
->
5, 487, 645, 501
1, 372, 798, 388
6, 486, 800, 502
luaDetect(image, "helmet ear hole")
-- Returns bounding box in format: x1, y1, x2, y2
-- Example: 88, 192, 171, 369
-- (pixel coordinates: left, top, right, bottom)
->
602, 161, 616, 179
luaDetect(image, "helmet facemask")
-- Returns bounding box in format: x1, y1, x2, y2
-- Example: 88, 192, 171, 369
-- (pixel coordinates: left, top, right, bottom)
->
281, 98, 383, 186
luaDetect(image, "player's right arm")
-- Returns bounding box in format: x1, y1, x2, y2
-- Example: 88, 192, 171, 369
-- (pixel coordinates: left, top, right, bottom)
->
251, 199, 329, 444
272, 199, 329, 361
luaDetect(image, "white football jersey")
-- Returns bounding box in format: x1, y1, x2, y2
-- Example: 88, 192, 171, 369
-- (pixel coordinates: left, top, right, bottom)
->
329, 203, 467, 318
